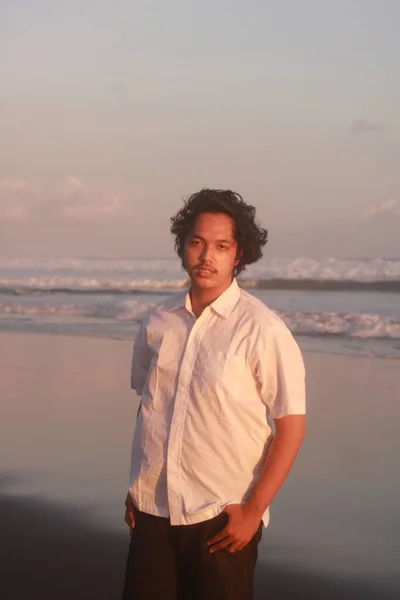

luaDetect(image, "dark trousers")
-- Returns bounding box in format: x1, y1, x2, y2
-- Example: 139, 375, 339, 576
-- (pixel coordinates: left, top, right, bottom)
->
122, 509, 262, 600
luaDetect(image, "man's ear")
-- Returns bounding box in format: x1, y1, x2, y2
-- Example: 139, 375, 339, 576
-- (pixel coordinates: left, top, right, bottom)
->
235, 250, 243, 266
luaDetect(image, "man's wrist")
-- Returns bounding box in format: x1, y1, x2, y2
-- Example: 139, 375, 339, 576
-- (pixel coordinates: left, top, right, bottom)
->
244, 497, 267, 520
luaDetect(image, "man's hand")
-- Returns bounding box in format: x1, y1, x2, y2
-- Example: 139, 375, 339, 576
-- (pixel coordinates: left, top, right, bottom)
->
207, 504, 262, 554
124, 492, 135, 534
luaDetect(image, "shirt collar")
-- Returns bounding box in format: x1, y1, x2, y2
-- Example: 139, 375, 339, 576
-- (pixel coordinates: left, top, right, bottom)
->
169, 279, 241, 319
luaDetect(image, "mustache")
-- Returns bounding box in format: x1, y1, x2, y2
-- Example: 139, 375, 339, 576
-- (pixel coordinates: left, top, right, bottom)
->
194, 264, 217, 273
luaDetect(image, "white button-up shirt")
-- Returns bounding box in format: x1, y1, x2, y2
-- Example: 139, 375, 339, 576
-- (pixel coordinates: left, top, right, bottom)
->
128, 279, 305, 526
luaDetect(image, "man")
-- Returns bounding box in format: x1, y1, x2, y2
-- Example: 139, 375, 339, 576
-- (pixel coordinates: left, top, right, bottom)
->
123, 189, 306, 600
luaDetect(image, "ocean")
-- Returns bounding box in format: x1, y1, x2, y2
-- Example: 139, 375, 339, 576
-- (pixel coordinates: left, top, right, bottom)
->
1, 256, 399, 357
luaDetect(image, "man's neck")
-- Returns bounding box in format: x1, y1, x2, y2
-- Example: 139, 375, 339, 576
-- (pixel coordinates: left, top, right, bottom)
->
189, 280, 232, 318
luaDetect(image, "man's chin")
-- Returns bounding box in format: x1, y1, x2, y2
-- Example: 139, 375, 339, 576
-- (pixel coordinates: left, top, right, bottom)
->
191, 273, 216, 287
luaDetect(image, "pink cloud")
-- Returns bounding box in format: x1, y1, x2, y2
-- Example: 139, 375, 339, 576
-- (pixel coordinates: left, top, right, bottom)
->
0, 175, 139, 222
350, 117, 384, 134
362, 198, 400, 219
54, 176, 133, 220
0, 204, 28, 221
0, 178, 27, 191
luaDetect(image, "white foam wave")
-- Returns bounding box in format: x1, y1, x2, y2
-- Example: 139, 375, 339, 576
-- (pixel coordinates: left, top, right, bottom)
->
0, 303, 82, 317
1, 299, 398, 340
244, 257, 400, 281
0, 256, 399, 283
0, 299, 154, 322
278, 311, 400, 339
0, 277, 188, 291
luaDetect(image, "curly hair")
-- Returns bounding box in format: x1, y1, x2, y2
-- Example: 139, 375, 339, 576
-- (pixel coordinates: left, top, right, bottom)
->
170, 188, 268, 276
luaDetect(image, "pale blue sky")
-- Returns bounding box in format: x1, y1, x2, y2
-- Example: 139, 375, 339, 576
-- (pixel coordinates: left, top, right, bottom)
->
1, 0, 399, 258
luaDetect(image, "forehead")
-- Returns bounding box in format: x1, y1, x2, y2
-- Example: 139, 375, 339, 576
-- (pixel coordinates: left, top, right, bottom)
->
191, 212, 235, 239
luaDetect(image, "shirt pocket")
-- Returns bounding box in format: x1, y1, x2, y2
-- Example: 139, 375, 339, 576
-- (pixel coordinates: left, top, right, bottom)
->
203, 349, 260, 424
201, 349, 252, 420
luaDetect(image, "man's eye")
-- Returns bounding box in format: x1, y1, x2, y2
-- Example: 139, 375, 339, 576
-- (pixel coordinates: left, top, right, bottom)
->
218, 245, 227, 250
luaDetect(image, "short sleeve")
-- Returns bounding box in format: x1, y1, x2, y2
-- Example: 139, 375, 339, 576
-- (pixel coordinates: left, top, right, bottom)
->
254, 321, 306, 419
131, 320, 151, 395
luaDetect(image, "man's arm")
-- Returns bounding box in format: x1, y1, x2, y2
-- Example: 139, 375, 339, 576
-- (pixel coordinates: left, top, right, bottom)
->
125, 490, 136, 533
208, 321, 306, 553
246, 414, 306, 517
125, 320, 152, 532
208, 414, 306, 553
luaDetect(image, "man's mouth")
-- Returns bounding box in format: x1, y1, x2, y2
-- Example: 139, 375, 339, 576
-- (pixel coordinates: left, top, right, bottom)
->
195, 266, 216, 277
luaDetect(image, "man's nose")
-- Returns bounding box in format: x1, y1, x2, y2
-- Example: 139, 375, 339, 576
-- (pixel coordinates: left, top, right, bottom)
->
200, 244, 214, 262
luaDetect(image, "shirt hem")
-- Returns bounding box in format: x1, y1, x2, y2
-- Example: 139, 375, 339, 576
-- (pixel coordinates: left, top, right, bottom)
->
129, 493, 271, 527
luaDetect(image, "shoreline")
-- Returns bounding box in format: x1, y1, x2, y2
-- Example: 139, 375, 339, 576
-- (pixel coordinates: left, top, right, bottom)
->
1, 328, 398, 360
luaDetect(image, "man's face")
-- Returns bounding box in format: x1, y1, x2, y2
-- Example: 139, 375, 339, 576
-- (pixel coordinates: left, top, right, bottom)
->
183, 212, 239, 293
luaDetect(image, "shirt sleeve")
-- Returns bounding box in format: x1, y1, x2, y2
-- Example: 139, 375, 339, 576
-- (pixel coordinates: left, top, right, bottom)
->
131, 320, 152, 395
254, 320, 306, 419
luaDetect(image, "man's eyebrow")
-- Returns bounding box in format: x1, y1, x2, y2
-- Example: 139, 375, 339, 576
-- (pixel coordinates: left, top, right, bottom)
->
190, 233, 233, 244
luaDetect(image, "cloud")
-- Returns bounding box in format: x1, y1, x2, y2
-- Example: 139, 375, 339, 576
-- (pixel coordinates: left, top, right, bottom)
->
0, 178, 30, 221
0, 176, 137, 222
362, 198, 400, 220
350, 117, 384, 134
64, 176, 85, 189
0, 178, 27, 191
329, 199, 400, 257
0, 204, 28, 221
52, 176, 132, 220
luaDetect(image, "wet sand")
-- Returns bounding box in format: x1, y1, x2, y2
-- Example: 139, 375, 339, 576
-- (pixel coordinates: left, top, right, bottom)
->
0, 332, 399, 599
0, 490, 398, 600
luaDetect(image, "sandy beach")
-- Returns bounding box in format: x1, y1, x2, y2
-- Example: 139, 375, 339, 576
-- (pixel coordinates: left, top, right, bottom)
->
1, 332, 399, 599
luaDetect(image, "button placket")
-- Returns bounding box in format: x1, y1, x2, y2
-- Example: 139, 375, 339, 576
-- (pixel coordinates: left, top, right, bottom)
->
166, 308, 211, 523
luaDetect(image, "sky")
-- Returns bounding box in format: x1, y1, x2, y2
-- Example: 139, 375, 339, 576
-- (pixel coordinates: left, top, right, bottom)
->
0, 0, 399, 259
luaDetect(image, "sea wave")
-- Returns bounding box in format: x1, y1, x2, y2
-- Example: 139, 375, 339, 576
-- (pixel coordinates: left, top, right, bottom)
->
1, 277, 399, 294
1, 256, 400, 294
277, 311, 400, 340
0, 299, 154, 322
1, 300, 398, 340
1, 256, 400, 281
0, 279, 189, 294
